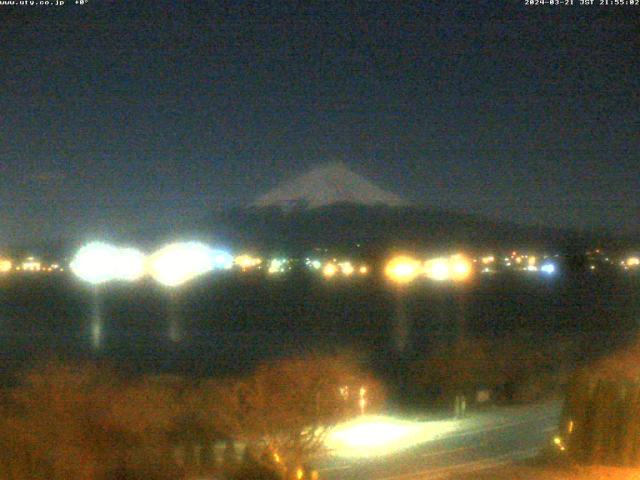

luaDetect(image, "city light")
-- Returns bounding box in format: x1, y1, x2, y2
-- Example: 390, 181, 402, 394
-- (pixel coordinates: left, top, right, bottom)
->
322, 262, 338, 278
71, 242, 120, 285
212, 250, 234, 270
235, 254, 263, 270
449, 254, 472, 282
541, 262, 556, 275
147, 242, 219, 287
339, 261, 354, 276
423, 254, 472, 282
423, 257, 450, 281
480, 255, 495, 265
385, 255, 421, 284
21, 257, 42, 272
112, 247, 146, 281
71, 243, 148, 284
305, 258, 322, 270
626, 257, 640, 268
268, 258, 288, 274
0, 258, 12, 273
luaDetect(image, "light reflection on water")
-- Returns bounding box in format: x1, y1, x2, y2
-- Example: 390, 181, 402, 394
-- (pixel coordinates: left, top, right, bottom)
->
0, 271, 637, 378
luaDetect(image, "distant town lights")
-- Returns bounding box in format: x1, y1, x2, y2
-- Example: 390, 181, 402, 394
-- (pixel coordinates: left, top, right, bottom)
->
21, 257, 42, 272
385, 255, 421, 284
212, 250, 234, 270
541, 263, 556, 275
627, 257, 640, 268
480, 255, 495, 265
0, 258, 12, 273
235, 254, 262, 270
449, 254, 472, 282
423, 254, 472, 282
339, 261, 355, 276
423, 257, 450, 282
268, 258, 289, 274
322, 262, 338, 278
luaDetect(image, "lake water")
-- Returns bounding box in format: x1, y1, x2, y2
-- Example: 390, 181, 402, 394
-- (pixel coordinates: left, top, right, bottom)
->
0, 270, 638, 383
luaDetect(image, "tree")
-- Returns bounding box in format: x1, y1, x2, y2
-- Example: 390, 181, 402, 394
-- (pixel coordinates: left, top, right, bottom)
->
190, 353, 385, 479
561, 344, 640, 466
0, 360, 184, 480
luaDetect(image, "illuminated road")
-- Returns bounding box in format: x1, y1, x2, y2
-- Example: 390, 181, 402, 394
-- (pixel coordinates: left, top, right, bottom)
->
316, 399, 561, 480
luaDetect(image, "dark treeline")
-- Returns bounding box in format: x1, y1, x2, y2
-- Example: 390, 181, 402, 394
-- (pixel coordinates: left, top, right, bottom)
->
0, 353, 385, 480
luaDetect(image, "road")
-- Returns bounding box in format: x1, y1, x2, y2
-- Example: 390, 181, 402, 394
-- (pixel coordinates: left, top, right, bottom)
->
315, 399, 562, 480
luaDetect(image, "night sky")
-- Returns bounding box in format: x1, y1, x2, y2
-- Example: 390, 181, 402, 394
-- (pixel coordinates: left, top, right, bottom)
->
1, 1, 638, 245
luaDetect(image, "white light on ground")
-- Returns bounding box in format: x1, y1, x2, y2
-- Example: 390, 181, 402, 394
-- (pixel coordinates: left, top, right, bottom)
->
325, 415, 459, 459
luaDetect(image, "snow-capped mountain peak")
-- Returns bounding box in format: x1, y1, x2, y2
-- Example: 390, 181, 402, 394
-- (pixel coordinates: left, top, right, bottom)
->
252, 162, 408, 209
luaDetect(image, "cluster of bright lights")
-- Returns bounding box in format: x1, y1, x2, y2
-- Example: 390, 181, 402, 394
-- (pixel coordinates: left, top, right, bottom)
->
325, 415, 459, 459
148, 242, 231, 287
384, 254, 474, 284
71, 241, 232, 286
422, 254, 473, 282
0, 256, 62, 274
625, 256, 640, 269
71, 242, 146, 285
540, 262, 556, 275
423, 257, 451, 282
305, 258, 322, 270
0, 258, 12, 273
320, 260, 368, 279
268, 258, 291, 274
480, 255, 495, 265
502, 251, 544, 272
234, 254, 263, 271
20, 257, 42, 272
384, 255, 422, 284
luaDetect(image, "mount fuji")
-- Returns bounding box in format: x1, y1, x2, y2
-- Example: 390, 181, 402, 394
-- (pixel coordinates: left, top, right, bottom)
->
195, 163, 619, 255
252, 162, 408, 209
